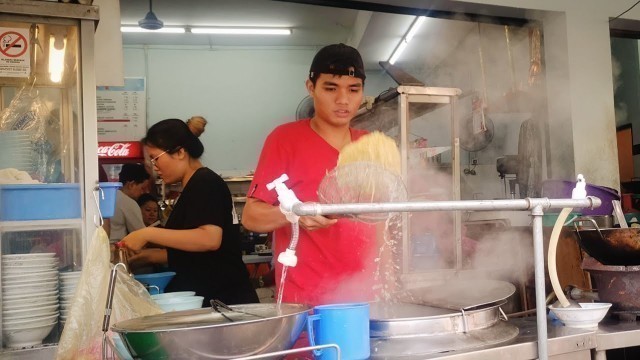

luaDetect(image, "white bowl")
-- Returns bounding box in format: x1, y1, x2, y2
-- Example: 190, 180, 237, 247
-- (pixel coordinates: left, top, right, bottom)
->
59, 293, 75, 300
548, 302, 612, 329
154, 296, 204, 312
3, 321, 57, 348
60, 284, 79, 292
3, 313, 59, 328
3, 304, 59, 320
3, 281, 57, 296
4, 311, 59, 323
2, 258, 58, 267
4, 275, 58, 286
3, 270, 58, 282
59, 271, 82, 278
3, 290, 58, 302
2, 253, 56, 260
4, 300, 58, 311
150, 291, 196, 300
3, 264, 57, 274
59, 276, 81, 282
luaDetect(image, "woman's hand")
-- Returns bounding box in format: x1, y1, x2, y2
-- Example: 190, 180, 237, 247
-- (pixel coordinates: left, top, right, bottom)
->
298, 215, 337, 231
129, 248, 168, 267
119, 228, 150, 252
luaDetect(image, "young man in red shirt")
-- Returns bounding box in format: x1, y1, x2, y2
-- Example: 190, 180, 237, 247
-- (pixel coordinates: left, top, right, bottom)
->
242, 43, 376, 306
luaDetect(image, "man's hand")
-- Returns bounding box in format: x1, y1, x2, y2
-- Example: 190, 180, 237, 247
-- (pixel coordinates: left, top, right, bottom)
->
298, 215, 337, 231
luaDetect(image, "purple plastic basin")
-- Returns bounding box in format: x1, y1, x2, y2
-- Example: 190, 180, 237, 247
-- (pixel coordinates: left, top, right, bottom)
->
542, 180, 619, 216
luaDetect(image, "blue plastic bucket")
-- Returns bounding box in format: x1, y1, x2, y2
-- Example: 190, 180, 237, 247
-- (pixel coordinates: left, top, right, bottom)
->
307, 303, 370, 360
0, 183, 81, 220
98, 182, 122, 218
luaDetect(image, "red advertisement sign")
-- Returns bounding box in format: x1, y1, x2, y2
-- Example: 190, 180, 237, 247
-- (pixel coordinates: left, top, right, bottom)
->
97, 141, 143, 159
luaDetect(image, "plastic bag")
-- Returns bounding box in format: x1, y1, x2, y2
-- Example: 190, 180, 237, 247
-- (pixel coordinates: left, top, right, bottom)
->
56, 228, 162, 360
0, 84, 64, 182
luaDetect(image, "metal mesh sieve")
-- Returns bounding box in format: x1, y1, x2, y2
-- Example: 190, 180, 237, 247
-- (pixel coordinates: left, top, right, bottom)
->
317, 161, 408, 222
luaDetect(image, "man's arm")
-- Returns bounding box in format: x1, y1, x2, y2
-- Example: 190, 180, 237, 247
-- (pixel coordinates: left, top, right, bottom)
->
242, 197, 338, 232
241, 197, 289, 233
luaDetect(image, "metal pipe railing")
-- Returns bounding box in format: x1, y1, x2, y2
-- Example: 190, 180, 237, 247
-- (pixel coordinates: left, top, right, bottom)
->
292, 197, 600, 216
292, 196, 601, 360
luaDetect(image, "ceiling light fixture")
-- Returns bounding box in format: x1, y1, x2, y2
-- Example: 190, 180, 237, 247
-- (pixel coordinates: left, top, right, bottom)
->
389, 16, 426, 65
121, 26, 185, 33
190, 27, 292, 35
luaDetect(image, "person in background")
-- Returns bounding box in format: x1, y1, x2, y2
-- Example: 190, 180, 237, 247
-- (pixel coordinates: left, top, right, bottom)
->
108, 163, 150, 243
120, 119, 258, 306
242, 43, 377, 306
137, 193, 161, 227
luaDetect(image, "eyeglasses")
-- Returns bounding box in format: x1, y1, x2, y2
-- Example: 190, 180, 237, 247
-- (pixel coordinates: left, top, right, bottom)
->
149, 150, 169, 167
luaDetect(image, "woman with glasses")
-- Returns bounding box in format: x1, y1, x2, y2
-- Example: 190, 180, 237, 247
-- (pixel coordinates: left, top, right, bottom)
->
120, 118, 258, 306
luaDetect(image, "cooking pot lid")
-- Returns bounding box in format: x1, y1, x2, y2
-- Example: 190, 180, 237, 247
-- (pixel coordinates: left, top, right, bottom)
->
401, 279, 515, 311
370, 302, 454, 320
111, 303, 310, 333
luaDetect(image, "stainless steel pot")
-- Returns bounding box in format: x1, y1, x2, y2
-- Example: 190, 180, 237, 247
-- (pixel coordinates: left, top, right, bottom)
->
111, 303, 310, 359
369, 302, 518, 358
573, 215, 614, 229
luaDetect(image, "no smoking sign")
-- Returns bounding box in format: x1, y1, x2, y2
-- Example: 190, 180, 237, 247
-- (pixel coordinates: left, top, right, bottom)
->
0, 27, 30, 78
1, 31, 28, 58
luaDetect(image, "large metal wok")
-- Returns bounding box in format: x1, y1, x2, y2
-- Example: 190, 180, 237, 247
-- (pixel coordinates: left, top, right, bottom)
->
573, 218, 640, 265
111, 303, 310, 359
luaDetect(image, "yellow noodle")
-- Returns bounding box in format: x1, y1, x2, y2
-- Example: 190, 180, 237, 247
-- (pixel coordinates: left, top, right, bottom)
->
338, 131, 401, 175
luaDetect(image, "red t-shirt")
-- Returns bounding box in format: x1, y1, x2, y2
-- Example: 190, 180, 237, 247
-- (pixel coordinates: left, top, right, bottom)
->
250, 119, 377, 306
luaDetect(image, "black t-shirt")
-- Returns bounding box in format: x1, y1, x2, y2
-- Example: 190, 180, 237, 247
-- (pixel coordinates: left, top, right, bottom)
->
164, 167, 258, 305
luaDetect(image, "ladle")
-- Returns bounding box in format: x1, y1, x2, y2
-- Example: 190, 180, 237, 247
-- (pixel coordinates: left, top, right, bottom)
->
210, 299, 267, 322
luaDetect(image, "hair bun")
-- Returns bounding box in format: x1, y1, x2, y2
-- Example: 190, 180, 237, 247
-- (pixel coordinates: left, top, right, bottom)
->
187, 116, 207, 137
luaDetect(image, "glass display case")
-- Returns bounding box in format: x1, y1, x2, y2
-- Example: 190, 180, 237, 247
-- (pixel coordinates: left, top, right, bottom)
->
353, 85, 462, 283
0, 1, 99, 356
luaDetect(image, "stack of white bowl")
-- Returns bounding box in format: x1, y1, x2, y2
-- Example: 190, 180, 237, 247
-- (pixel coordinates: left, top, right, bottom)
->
1, 253, 59, 348
0, 130, 34, 172
59, 271, 81, 325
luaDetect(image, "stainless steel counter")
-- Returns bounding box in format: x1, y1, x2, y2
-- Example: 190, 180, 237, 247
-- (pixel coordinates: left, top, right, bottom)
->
374, 318, 596, 360
393, 318, 640, 360
593, 319, 640, 360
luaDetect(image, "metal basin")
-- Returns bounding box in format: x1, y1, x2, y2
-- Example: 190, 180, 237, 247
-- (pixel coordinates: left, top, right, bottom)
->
111, 303, 310, 359
574, 220, 640, 265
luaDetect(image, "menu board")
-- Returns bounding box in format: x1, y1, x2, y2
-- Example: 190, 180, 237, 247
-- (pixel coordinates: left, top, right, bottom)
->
97, 77, 146, 141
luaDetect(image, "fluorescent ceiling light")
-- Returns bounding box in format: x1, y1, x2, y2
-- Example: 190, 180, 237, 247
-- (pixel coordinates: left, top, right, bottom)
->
121, 26, 185, 33
388, 16, 426, 65
389, 41, 408, 65
190, 27, 291, 35
49, 35, 66, 83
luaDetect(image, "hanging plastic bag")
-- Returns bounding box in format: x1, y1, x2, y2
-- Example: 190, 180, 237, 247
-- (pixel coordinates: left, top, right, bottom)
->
56, 227, 162, 359
0, 83, 64, 182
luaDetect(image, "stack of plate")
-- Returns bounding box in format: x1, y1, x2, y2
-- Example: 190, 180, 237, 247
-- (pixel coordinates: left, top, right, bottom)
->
59, 271, 81, 325
1, 253, 59, 348
0, 130, 33, 172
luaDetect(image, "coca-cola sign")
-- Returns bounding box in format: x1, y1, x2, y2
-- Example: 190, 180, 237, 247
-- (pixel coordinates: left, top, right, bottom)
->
98, 142, 143, 159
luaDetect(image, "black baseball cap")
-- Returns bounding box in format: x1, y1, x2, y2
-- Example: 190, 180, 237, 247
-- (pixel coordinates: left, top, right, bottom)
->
309, 43, 366, 82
